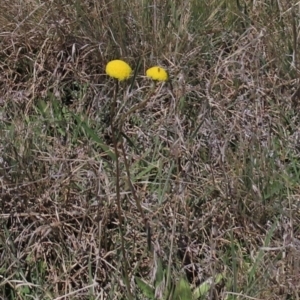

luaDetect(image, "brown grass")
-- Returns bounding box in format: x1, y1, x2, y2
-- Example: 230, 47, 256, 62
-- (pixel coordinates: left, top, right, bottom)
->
1, 0, 300, 299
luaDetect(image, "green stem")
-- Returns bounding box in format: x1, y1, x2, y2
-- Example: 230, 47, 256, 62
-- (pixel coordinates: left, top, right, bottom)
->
110, 80, 133, 300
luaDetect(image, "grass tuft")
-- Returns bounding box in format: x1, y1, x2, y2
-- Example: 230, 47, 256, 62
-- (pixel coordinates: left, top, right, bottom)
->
1, 0, 300, 299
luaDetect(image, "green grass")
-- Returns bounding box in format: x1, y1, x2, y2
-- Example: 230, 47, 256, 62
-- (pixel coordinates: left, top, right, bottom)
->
1, 0, 300, 299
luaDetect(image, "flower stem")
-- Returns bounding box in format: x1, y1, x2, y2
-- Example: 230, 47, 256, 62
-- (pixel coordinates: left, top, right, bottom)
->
110, 80, 133, 300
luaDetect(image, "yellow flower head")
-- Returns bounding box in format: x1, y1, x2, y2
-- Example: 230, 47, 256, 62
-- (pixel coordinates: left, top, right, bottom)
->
105, 59, 132, 81
146, 66, 168, 81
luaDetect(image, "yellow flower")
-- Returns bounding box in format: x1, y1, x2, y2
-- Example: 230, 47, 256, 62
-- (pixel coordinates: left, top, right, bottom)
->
146, 66, 168, 81
105, 59, 132, 81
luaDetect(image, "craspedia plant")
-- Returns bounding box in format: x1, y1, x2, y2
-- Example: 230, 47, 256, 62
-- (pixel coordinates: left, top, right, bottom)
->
105, 59, 132, 81
146, 66, 168, 81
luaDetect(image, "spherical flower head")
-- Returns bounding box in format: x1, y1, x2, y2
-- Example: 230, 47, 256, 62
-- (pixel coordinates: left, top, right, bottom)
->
105, 59, 132, 81
146, 66, 168, 81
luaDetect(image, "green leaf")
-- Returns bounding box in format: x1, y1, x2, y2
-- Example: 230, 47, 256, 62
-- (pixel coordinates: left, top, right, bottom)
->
72, 113, 116, 161
155, 257, 165, 287
215, 273, 224, 285
134, 163, 158, 181
193, 273, 224, 299
193, 281, 210, 299
173, 277, 192, 300
20, 285, 31, 295
135, 277, 155, 299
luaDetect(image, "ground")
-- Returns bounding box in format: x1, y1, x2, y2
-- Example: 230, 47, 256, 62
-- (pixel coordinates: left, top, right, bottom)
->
1, 0, 300, 299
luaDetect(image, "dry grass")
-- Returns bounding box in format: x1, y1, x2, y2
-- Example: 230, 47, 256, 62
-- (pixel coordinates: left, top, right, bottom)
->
1, 0, 300, 299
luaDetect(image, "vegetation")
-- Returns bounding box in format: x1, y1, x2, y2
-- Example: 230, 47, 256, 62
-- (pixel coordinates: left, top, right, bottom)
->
1, 0, 300, 299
